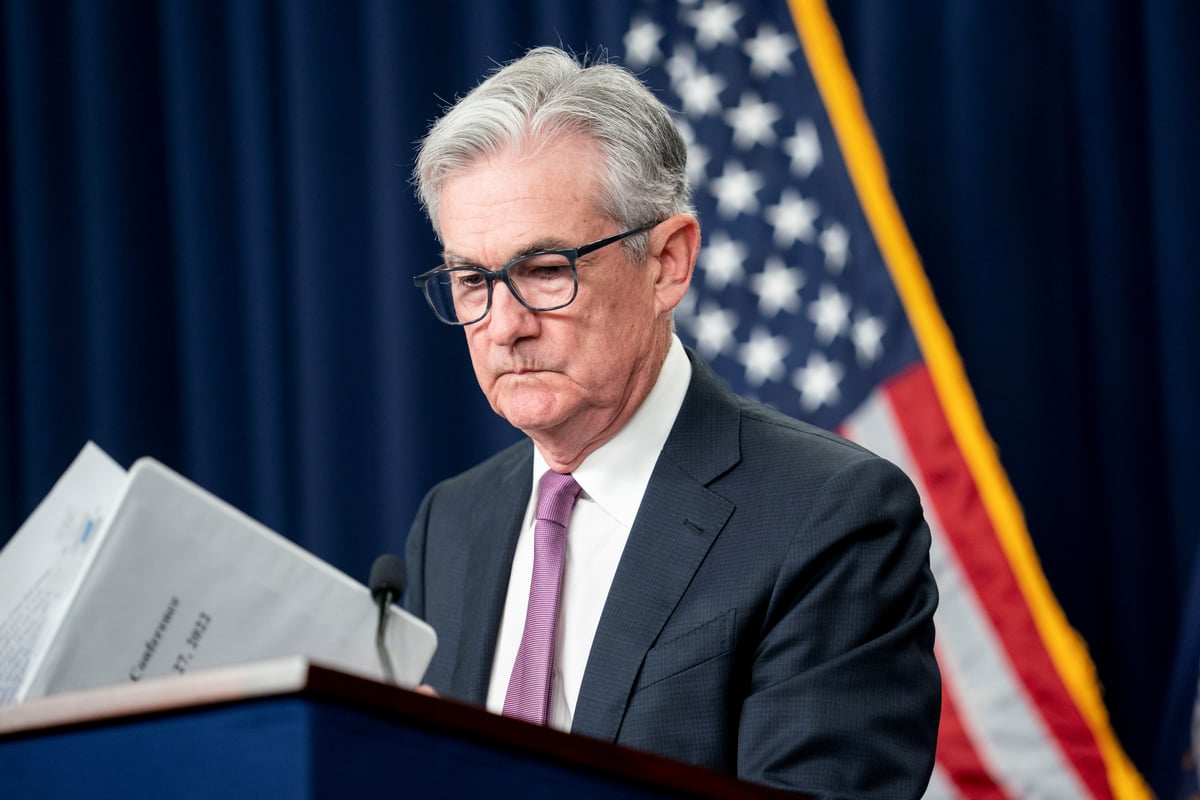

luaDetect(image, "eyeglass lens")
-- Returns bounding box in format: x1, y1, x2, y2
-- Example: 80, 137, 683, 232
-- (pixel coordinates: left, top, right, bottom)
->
424, 253, 576, 324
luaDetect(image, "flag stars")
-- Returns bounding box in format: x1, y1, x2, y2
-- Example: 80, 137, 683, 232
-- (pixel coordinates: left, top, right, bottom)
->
709, 161, 764, 219
665, 43, 696, 82
643, 11, 897, 423
738, 327, 791, 387
783, 119, 822, 178
684, 1, 744, 50
677, 74, 727, 117
765, 189, 821, 247
688, 142, 712, 185
724, 92, 781, 150
808, 283, 851, 343
819, 223, 850, 273
743, 23, 797, 78
851, 312, 886, 365
750, 256, 805, 317
675, 286, 698, 320
792, 352, 844, 411
624, 18, 664, 68
698, 231, 748, 289
675, 119, 712, 185
670, 49, 727, 117
691, 301, 740, 358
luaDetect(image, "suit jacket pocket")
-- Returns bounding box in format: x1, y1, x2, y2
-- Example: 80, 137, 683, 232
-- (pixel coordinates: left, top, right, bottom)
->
633, 608, 735, 692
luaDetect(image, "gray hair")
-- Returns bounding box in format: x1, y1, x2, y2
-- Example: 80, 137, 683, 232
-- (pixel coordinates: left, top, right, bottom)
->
413, 47, 694, 260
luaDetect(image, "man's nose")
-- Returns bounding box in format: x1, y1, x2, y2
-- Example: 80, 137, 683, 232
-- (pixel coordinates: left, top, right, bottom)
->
486, 281, 538, 343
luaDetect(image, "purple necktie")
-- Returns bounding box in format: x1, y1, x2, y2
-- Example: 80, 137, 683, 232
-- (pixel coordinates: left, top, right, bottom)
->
502, 470, 581, 725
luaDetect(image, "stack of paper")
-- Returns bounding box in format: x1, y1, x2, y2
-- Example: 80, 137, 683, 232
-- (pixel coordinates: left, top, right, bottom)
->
0, 444, 436, 704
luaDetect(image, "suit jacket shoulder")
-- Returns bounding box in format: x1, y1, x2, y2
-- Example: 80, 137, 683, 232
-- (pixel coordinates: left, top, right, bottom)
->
574, 351, 940, 797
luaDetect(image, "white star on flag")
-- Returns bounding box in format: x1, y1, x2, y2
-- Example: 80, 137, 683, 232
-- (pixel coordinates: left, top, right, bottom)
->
670, 47, 727, 116
738, 326, 791, 387
851, 312, 886, 366
685, 1, 744, 50
783, 119, 822, 178
690, 300, 740, 358
699, 231, 748, 290
724, 92, 782, 149
710, 161, 764, 218
743, 23, 797, 78
675, 119, 712, 185
792, 351, 844, 411
749, 256, 805, 317
807, 283, 851, 343
764, 188, 821, 247
819, 222, 850, 273
623, 18, 664, 68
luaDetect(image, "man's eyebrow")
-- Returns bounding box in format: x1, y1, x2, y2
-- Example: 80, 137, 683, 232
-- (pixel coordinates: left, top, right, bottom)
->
442, 237, 573, 267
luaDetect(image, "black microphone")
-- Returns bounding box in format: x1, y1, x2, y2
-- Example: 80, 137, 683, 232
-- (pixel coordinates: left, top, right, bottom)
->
368, 554, 407, 685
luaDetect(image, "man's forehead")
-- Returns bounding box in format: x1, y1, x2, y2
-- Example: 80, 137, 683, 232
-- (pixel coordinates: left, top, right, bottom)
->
440, 232, 576, 265
439, 134, 602, 204
436, 141, 609, 263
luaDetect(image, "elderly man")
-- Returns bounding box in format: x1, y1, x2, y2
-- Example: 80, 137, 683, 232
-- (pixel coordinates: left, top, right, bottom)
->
404, 46, 939, 797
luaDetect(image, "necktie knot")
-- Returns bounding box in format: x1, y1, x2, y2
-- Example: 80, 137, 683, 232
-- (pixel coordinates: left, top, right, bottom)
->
536, 471, 581, 528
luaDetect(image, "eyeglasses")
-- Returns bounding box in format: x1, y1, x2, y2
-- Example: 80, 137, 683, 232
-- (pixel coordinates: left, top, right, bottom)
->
413, 223, 657, 326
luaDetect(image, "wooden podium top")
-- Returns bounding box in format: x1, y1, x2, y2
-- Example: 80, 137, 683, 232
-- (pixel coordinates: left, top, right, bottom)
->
0, 657, 799, 799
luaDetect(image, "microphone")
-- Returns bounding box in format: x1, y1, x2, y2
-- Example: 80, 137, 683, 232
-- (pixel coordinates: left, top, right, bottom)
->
368, 554, 407, 685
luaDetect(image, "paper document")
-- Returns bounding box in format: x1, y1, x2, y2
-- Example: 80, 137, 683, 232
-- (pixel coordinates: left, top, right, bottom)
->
1, 444, 437, 704
0, 444, 127, 703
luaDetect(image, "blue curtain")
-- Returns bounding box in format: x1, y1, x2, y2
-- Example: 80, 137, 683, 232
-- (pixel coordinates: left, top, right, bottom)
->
2, 1, 1197, 787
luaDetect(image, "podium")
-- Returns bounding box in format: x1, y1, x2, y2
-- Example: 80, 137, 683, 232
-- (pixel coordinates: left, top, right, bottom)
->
0, 658, 788, 798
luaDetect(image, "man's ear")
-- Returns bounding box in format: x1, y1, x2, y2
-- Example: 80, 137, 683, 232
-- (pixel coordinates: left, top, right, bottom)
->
650, 214, 701, 314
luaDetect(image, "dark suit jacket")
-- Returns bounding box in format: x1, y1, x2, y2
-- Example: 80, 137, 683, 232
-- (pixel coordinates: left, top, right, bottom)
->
405, 350, 940, 798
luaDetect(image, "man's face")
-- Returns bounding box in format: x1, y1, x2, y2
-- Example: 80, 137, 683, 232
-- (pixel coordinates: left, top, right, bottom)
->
437, 135, 665, 449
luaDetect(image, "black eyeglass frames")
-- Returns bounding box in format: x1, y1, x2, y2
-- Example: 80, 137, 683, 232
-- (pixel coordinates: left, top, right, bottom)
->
412, 222, 658, 326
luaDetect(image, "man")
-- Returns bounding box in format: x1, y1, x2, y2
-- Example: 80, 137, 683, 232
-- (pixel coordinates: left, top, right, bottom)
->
404, 46, 940, 797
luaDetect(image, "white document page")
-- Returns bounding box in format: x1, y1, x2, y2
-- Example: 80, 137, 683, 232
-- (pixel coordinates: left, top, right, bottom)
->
0, 443, 127, 704
22, 457, 436, 701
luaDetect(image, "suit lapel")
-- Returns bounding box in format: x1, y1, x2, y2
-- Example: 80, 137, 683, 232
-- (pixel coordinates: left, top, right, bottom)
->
571, 353, 740, 741
451, 446, 533, 704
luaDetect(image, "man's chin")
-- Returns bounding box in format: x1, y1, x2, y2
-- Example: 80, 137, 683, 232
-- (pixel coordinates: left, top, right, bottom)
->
498, 408, 567, 435
493, 394, 570, 435
489, 377, 581, 430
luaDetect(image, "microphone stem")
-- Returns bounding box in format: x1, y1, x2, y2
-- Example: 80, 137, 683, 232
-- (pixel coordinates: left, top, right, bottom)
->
375, 591, 398, 685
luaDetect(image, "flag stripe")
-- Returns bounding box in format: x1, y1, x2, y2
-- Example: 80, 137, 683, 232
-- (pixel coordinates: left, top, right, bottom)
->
883, 366, 1107, 797
842, 374, 1090, 799
934, 673, 1010, 800
924, 765, 968, 800
786, 1, 1149, 796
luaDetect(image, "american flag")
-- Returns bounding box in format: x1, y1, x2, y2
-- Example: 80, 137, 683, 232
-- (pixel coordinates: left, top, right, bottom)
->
624, 0, 1148, 797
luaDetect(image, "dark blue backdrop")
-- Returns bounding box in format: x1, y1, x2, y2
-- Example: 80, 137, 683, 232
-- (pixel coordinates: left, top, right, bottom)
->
2, 1, 1196, 788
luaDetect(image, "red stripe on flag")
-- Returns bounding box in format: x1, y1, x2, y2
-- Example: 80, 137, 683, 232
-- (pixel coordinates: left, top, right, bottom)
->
936, 662, 1010, 799
884, 363, 1111, 798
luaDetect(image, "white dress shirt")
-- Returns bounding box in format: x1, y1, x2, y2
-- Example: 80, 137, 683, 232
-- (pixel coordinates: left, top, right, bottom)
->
485, 335, 693, 730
